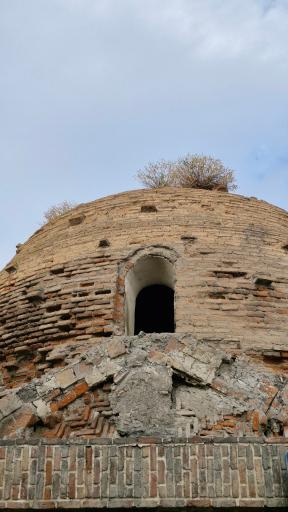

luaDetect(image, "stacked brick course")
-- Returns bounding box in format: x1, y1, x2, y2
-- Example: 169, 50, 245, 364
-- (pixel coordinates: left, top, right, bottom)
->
0, 439, 287, 509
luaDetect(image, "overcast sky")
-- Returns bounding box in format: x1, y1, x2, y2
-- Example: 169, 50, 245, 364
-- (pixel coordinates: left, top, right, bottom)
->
0, 0, 288, 269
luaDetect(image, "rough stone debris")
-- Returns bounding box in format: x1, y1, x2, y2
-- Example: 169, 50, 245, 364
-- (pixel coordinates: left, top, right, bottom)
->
0, 188, 287, 508
0, 334, 287, 441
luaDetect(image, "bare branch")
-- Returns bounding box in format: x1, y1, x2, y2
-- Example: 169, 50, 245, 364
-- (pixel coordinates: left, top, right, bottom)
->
137, 154, 237, 192
42, 201, 77, 225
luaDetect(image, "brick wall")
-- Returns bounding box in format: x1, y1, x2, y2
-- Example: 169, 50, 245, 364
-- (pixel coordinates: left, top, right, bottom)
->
1, 188, 288, 371
0, 439, 287, 509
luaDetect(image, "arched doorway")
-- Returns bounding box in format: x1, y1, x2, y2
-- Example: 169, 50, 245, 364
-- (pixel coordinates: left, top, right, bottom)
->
134, 284, 174, 334
125, 255, 175, 335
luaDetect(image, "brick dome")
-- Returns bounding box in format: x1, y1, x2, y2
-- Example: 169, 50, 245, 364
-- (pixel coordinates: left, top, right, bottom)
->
1, 187, 287, 358
1, 188, 288, 510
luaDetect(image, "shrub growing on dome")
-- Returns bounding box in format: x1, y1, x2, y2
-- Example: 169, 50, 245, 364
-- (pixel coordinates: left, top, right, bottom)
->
42, 201, 77, 224
137, 160, 175, 188
137, 154, 237, 192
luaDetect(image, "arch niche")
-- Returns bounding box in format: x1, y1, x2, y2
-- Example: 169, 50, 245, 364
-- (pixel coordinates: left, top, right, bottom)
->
125, 254, 176, 335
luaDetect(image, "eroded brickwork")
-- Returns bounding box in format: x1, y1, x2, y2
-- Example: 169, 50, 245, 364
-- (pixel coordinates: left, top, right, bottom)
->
1, 188, 288, 363
0, 188, 287, 509
0, 334, 287, 440
0, 256, 114, 388
0, 439, 287, 509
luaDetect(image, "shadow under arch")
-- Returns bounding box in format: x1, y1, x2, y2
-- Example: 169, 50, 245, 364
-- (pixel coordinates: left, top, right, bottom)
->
125, 253, 176, 335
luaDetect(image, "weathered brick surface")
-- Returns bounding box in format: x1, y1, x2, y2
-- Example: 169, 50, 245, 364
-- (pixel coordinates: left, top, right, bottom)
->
0, 440, 287, 508
1, 189, 288, 375
0, 188, 287, 509
0, 189, 287, 439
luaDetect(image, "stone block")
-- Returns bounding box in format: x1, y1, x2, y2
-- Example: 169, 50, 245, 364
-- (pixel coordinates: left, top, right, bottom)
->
0, 395, 22, 419
55, 369, 78, 390
85, 369, 106, 388
107, 340, 126, 359
33, 400, 51, 420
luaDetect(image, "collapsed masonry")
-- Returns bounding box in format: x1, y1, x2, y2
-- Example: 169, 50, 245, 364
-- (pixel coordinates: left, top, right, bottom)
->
0, 334, 287, 440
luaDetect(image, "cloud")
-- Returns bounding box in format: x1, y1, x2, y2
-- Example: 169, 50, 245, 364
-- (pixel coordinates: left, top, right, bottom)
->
0, 0, 287, 268
54, 0, 288, 61
135, 0, 288, 60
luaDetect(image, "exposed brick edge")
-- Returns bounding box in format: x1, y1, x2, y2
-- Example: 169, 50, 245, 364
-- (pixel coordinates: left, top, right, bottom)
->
1, 497, 288, 510
0, 436, 288, 446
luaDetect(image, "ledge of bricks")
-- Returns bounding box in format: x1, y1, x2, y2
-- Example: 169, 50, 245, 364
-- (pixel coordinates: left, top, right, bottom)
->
0, 439, 287, 509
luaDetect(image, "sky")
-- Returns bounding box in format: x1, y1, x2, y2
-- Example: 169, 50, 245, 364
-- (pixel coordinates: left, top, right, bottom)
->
0, 0, 288, 269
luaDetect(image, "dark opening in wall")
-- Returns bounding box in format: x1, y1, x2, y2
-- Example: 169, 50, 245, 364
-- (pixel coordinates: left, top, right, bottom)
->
46, 304, 61, 313
134, 285, 174, 334
213, 271, 247, 278
254, 277, 273, 288
125, 253, 176, 335
141, 205, 157, 213
99, 239, 110, 248
69, 214, 85, 226
181, 235, 197, 242
5, 264, 17, 274
50, 266, 64, 275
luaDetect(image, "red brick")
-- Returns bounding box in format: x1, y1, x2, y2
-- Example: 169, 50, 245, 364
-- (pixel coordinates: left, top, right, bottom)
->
150, 446, 156, 471
68, 473, 76, 499
46, 446, 53, 458
252, 411, 260, 432
56, 390, 77, 410
14, 411, 37, 429
86, 446, 92, 471
50, 402, 59, 413
69, 446, 77, 471
46, 389, 61, 402
45, 460, 52, 486
73, 381, 89, 398
158, 460, 165, 484
44, 487, 51, 500
56, 423, 66, 438
150, 472, 157, 498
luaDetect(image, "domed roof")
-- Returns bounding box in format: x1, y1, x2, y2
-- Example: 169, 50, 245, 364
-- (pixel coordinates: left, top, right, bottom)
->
0, 188, 287, 441
1, 187, 287, 278
1, 187, 287, 346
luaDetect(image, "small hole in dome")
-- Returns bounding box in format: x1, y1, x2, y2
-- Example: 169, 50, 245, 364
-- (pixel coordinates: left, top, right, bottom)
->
61, 313, 71, 320
59, 324, 71, 332
69, 215, 85, 226
5, 265, 17, 274
181, 235, 197, 243
141, 205, 157, 213
95, 289, 111, 295
99, 239, 110, 248
254, 277, 273, 288
282, 244, 288, 253
50, 266, 64, 275
46, 304, 61, 313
